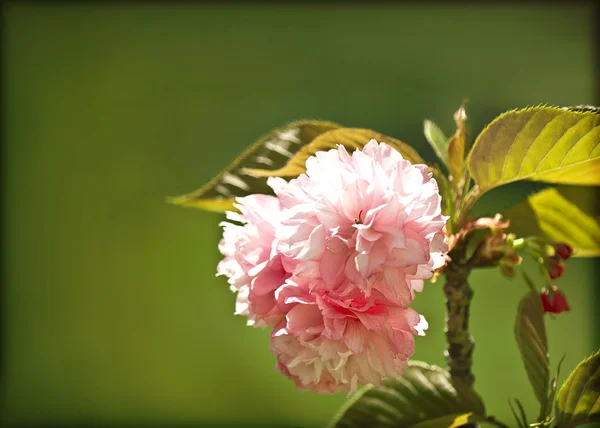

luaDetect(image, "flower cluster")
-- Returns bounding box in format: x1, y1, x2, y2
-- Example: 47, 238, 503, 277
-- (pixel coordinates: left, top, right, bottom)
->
217, 140, 448, 394
538, 243, 572, 315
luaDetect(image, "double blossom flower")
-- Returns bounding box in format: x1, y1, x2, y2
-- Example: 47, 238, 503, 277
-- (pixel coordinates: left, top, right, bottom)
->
217, 140, 448, 394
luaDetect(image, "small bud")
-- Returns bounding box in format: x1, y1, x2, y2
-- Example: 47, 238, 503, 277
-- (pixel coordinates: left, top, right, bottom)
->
500, 264, 516, 278
554, 243, 573, 260
546, 255, 565, 280
474, 231, 523, 272
504, 251, 522, 266
540, 286, 570, 314
499, 248, 522, 278
479, 232, 506, 260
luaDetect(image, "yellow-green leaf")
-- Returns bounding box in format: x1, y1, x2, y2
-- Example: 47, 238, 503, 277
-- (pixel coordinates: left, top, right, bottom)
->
504, 187, 600, 257
515, 289, 549, 407
447, 105, 467, 189
467, 107, 600, 193
244, 127, 425, 177
328, 361, 485, 428
167, 120, 340, 212
555, 350, 600, 427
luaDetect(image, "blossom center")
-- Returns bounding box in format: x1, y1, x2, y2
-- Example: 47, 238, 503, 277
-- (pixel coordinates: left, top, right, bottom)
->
353, 209, 364, 225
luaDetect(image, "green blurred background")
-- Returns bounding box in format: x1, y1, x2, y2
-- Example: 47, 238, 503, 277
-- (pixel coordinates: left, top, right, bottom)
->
2, 3, 598, 427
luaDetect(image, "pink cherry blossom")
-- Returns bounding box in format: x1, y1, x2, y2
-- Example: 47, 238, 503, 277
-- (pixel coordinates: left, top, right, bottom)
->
216, 194, 291, 327
217, 140, 447, 394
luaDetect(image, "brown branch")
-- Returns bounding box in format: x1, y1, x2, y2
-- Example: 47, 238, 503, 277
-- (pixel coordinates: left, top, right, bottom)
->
444, 253, 475, 386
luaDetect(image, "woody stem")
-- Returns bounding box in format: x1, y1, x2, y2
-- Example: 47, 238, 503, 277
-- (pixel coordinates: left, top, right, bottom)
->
443, 257, 475, 385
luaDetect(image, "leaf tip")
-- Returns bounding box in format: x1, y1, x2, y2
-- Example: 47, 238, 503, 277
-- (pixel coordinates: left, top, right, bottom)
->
165, 194, 187, 206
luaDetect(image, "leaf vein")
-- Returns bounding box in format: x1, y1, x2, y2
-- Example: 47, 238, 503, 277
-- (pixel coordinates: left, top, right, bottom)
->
558, 125, 599, 167
533, 116, 584, 173
517, 112, 558, 176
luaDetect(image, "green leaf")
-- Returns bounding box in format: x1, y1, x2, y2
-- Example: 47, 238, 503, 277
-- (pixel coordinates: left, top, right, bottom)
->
244, 127, 425, 177
431, 166, 453, 218
542, 354, 566, 421
411, 412, 486, 428
467, 107, 600, 193
508, 398, 528, 428
167, 120, 340, 212
563, 105, 600, 114
424, 120, 449, 167
504, 187, 600, 257
515, 289, 550, 407
329, 361, 485, 428
555, 351, 600, 427
447, 105, 468, 189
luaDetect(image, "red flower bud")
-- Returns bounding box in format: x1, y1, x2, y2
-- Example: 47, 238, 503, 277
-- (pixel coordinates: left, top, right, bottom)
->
546, 256, 564, 280
554, 243, 573, 260
540, 291, 553, 313
552, 290, 570, 312
540, 287, 570, 314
